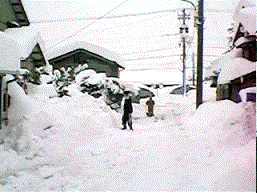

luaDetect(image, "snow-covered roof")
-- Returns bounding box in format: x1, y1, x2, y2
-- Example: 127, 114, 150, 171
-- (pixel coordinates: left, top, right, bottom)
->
234, 36, 255, 47
45, 41, 125, 68
233, 0, 255, 13
205, 49, 238, 78
4, 27, 46, 60
0, 32, 20, 73
233, 7, 256, 35
218, 57, 256, 84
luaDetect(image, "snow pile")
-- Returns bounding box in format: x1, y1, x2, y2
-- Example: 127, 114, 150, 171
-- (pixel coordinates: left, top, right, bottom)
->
0, 74, 123, 189
76, 70, 141, 110
4, 27, 46, 61
0, 76, 255, 191
212, 139, 256, 191
183, 99, 256, 191
24, 74, 57, 100
233, 1, 256, 35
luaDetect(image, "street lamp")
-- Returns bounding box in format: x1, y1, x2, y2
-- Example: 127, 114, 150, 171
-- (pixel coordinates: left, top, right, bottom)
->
180, 0, 204, 108
178, 9, 191, 96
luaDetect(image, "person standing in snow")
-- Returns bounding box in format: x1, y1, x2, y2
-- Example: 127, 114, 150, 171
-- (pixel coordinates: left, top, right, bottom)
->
146, 95, 155, 117
122, 91, 133, 130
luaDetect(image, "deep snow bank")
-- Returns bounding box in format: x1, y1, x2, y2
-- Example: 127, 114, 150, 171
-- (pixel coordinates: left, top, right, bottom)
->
0, 79, 121, 188
183, 100, 256, 191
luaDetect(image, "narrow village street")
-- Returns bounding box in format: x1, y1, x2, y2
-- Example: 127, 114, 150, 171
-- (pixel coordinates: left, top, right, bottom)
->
0, 0, 256, 192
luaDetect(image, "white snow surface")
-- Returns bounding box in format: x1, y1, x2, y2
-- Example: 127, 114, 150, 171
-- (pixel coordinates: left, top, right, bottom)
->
0, 32, 20, 72
218, 57, 256, 84
0, 77, 256, 192
4, 27, 46, 60
233, 6, 256, 35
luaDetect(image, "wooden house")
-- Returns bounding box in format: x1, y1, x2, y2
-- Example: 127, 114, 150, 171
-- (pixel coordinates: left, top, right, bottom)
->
47, 41, 125, 78
207, 0, 256, 103
0, 0, 30, 129
5, 27, 50, 72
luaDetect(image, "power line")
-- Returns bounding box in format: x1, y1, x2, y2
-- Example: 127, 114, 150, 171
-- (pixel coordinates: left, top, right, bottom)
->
46, 0, 130, 51
43, 13, 171, 43
125, 54, 220, 61
30, 8, 233, 24
31, 9, 177, 24
125, 55, 181, 61
123, 47, 180, 55
125, 66, 211, 71
126, 67, 180, 71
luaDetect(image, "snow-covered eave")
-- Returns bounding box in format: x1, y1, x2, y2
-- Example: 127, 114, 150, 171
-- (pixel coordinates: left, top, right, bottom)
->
4, 27, 46, 60
234, 36, 256, 48
45, 41, 126, 68
217, 57, 256, 84
206, 49, 238, 79
0, 70, 20, 75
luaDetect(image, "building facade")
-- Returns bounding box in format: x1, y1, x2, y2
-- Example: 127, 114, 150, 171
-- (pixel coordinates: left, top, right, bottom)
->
47, 42, 125, 78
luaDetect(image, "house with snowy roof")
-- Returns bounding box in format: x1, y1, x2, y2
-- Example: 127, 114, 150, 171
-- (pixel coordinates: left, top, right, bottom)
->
0, 0, 51, 130
4, 27, 51, 73
0, 0, 30, 129
207, 0, 256, 103
46, 41, 125, 78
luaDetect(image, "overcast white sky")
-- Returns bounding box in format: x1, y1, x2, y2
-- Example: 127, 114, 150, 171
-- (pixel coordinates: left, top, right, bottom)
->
22, 0, 239, 83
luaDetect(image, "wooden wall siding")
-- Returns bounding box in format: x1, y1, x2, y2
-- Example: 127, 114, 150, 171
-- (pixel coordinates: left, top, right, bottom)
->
0, 0, 29, 31
20, 44, 47, 70
21, 59, 34, 70
217, 71, 256, 103
0, 0, 17, 31
217, 84, 231, 101
88, 60, 108, 73
50, 51, 120, 78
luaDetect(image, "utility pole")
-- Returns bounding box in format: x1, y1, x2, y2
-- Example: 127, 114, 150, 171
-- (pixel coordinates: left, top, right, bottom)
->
196, 0, 204, 108
182, 9, 187, 96
192, 52, 195, 86
178, 9, 190, 96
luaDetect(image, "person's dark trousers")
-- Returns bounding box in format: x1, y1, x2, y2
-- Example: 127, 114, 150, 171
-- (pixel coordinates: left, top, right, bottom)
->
122, 113, 133, 130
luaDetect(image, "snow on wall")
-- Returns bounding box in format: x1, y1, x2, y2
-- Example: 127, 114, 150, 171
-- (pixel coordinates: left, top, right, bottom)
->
218, 57, 256, 84
239, 87, 256, 103
0, 32, 20, 72
45, 41, 125, 67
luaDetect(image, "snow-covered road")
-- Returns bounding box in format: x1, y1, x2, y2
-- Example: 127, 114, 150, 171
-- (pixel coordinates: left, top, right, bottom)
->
0, 82, 256, 192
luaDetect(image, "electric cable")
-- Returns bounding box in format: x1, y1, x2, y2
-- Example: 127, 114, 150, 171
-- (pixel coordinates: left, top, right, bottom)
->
46, 0, 130, 51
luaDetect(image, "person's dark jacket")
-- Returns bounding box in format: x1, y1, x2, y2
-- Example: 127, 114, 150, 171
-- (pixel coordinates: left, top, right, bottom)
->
123, 98, 133, 114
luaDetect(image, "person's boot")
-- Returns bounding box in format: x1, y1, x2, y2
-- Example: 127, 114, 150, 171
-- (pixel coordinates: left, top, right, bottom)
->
121, 126, 126, 130
129, 126, 133, 131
